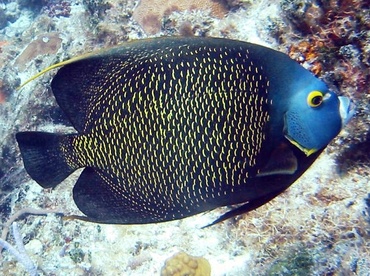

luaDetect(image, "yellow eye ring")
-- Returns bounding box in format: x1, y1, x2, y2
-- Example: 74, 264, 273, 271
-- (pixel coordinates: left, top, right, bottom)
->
307, 91, 324, 107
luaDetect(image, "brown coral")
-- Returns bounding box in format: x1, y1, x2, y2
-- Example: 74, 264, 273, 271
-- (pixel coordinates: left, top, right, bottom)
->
281, 0, 370, 96
161, 251, 211, 276
133, 0, 228, 35
14, 33, 62, 71
288, 40, 325, 76
0, 80, 7, 104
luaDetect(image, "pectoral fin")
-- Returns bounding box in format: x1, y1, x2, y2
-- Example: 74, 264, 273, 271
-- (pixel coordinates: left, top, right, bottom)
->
257, 143, 298, 177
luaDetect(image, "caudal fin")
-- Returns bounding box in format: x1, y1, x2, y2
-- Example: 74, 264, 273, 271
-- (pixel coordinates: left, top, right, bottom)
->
16, 132, 78, 188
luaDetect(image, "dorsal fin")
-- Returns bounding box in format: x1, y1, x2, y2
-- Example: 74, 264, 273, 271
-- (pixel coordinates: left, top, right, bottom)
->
17, 53, 111, 133
50, 57, 107, 132
17, 47, 135, 133
17, 54, 94, 90
43, 50, 137, 133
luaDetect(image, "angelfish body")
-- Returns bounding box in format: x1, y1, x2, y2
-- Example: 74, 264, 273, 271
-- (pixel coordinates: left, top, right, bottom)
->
16, 37, 352, 225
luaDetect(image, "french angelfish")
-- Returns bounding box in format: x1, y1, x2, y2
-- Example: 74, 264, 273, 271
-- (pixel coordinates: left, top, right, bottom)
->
16, 37, 353, 226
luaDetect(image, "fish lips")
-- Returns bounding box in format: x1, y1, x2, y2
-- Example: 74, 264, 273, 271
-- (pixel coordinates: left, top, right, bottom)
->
283, 95, 354, 156
338, 96, 355, 127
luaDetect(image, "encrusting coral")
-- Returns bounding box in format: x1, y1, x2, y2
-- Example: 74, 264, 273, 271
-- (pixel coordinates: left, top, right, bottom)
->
132, 0, 228, 35
14, 33, 62, 71
278, 0, 370, 176
160, 251, 211, 276
280, 0, 370, 92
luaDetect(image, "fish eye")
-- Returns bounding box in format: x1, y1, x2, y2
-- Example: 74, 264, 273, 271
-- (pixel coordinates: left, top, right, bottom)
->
307, 91, 324, 108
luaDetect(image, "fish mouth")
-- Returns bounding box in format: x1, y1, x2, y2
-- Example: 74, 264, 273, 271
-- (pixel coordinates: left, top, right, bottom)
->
338, 96, 355, 127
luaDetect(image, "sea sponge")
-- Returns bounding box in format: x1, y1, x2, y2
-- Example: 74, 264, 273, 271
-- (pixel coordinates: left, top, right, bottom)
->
133, 0, 228, 35
161, 251, 211, 276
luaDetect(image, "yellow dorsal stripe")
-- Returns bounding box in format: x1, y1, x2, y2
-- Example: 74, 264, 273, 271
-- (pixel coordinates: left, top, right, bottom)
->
17, 37, 177, 90
17, 54, 93, 90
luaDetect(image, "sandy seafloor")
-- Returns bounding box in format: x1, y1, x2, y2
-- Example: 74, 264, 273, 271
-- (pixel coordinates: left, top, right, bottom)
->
0, 0, 370, 275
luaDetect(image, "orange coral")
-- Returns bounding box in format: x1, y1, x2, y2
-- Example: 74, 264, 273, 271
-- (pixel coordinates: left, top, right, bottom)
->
0, 91, 5, 104
0, 80, 8, 104
133, 0, 228, 35
0, 41, 9, 55
0, 41, 9, 48
288, 40, 325, 76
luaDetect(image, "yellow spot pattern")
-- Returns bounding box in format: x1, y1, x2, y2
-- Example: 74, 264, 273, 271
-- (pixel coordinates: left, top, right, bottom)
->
61, 42, 271, 220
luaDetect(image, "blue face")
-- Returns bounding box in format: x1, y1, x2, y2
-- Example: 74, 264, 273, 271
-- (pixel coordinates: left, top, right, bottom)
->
283, 84, 348, 156
243, 42, 353, 156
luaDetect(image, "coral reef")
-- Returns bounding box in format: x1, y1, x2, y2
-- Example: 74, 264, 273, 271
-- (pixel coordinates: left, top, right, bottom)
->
69, 242, 86, 263
0, 222, 37, 276
279, 0, 370, 94
223, 0, 252, 10
44, 1, 72, 18
0, 9, 7, 30
0, 0, 369, 275
83, 0, 111, 19
233, 153, 370, 275
0, 207, 63, 251
14, 33, 62, 71
0, 79, 10, 104
278, 0, 370, 192
17, 0, 72, 17
17, 0, 45, 12
85, 0, 136, 45
132, 0, 228, 35
264, 247, 313, 276
161, 251, 211, 276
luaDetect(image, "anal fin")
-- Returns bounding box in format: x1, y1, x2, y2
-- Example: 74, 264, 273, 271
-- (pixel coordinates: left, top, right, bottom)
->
72, 167, 161, 224
203, 190, 285, 228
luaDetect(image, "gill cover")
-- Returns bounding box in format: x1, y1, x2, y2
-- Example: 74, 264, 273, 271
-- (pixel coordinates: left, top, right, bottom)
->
284, 88, 342, 156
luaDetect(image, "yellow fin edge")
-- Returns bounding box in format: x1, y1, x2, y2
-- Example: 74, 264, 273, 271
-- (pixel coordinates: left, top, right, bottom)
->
16, 53, 93, 90
16, 37, 172, 90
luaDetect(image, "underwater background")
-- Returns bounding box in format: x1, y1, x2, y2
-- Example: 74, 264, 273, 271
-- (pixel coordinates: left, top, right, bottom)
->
0, 0, 369, 275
